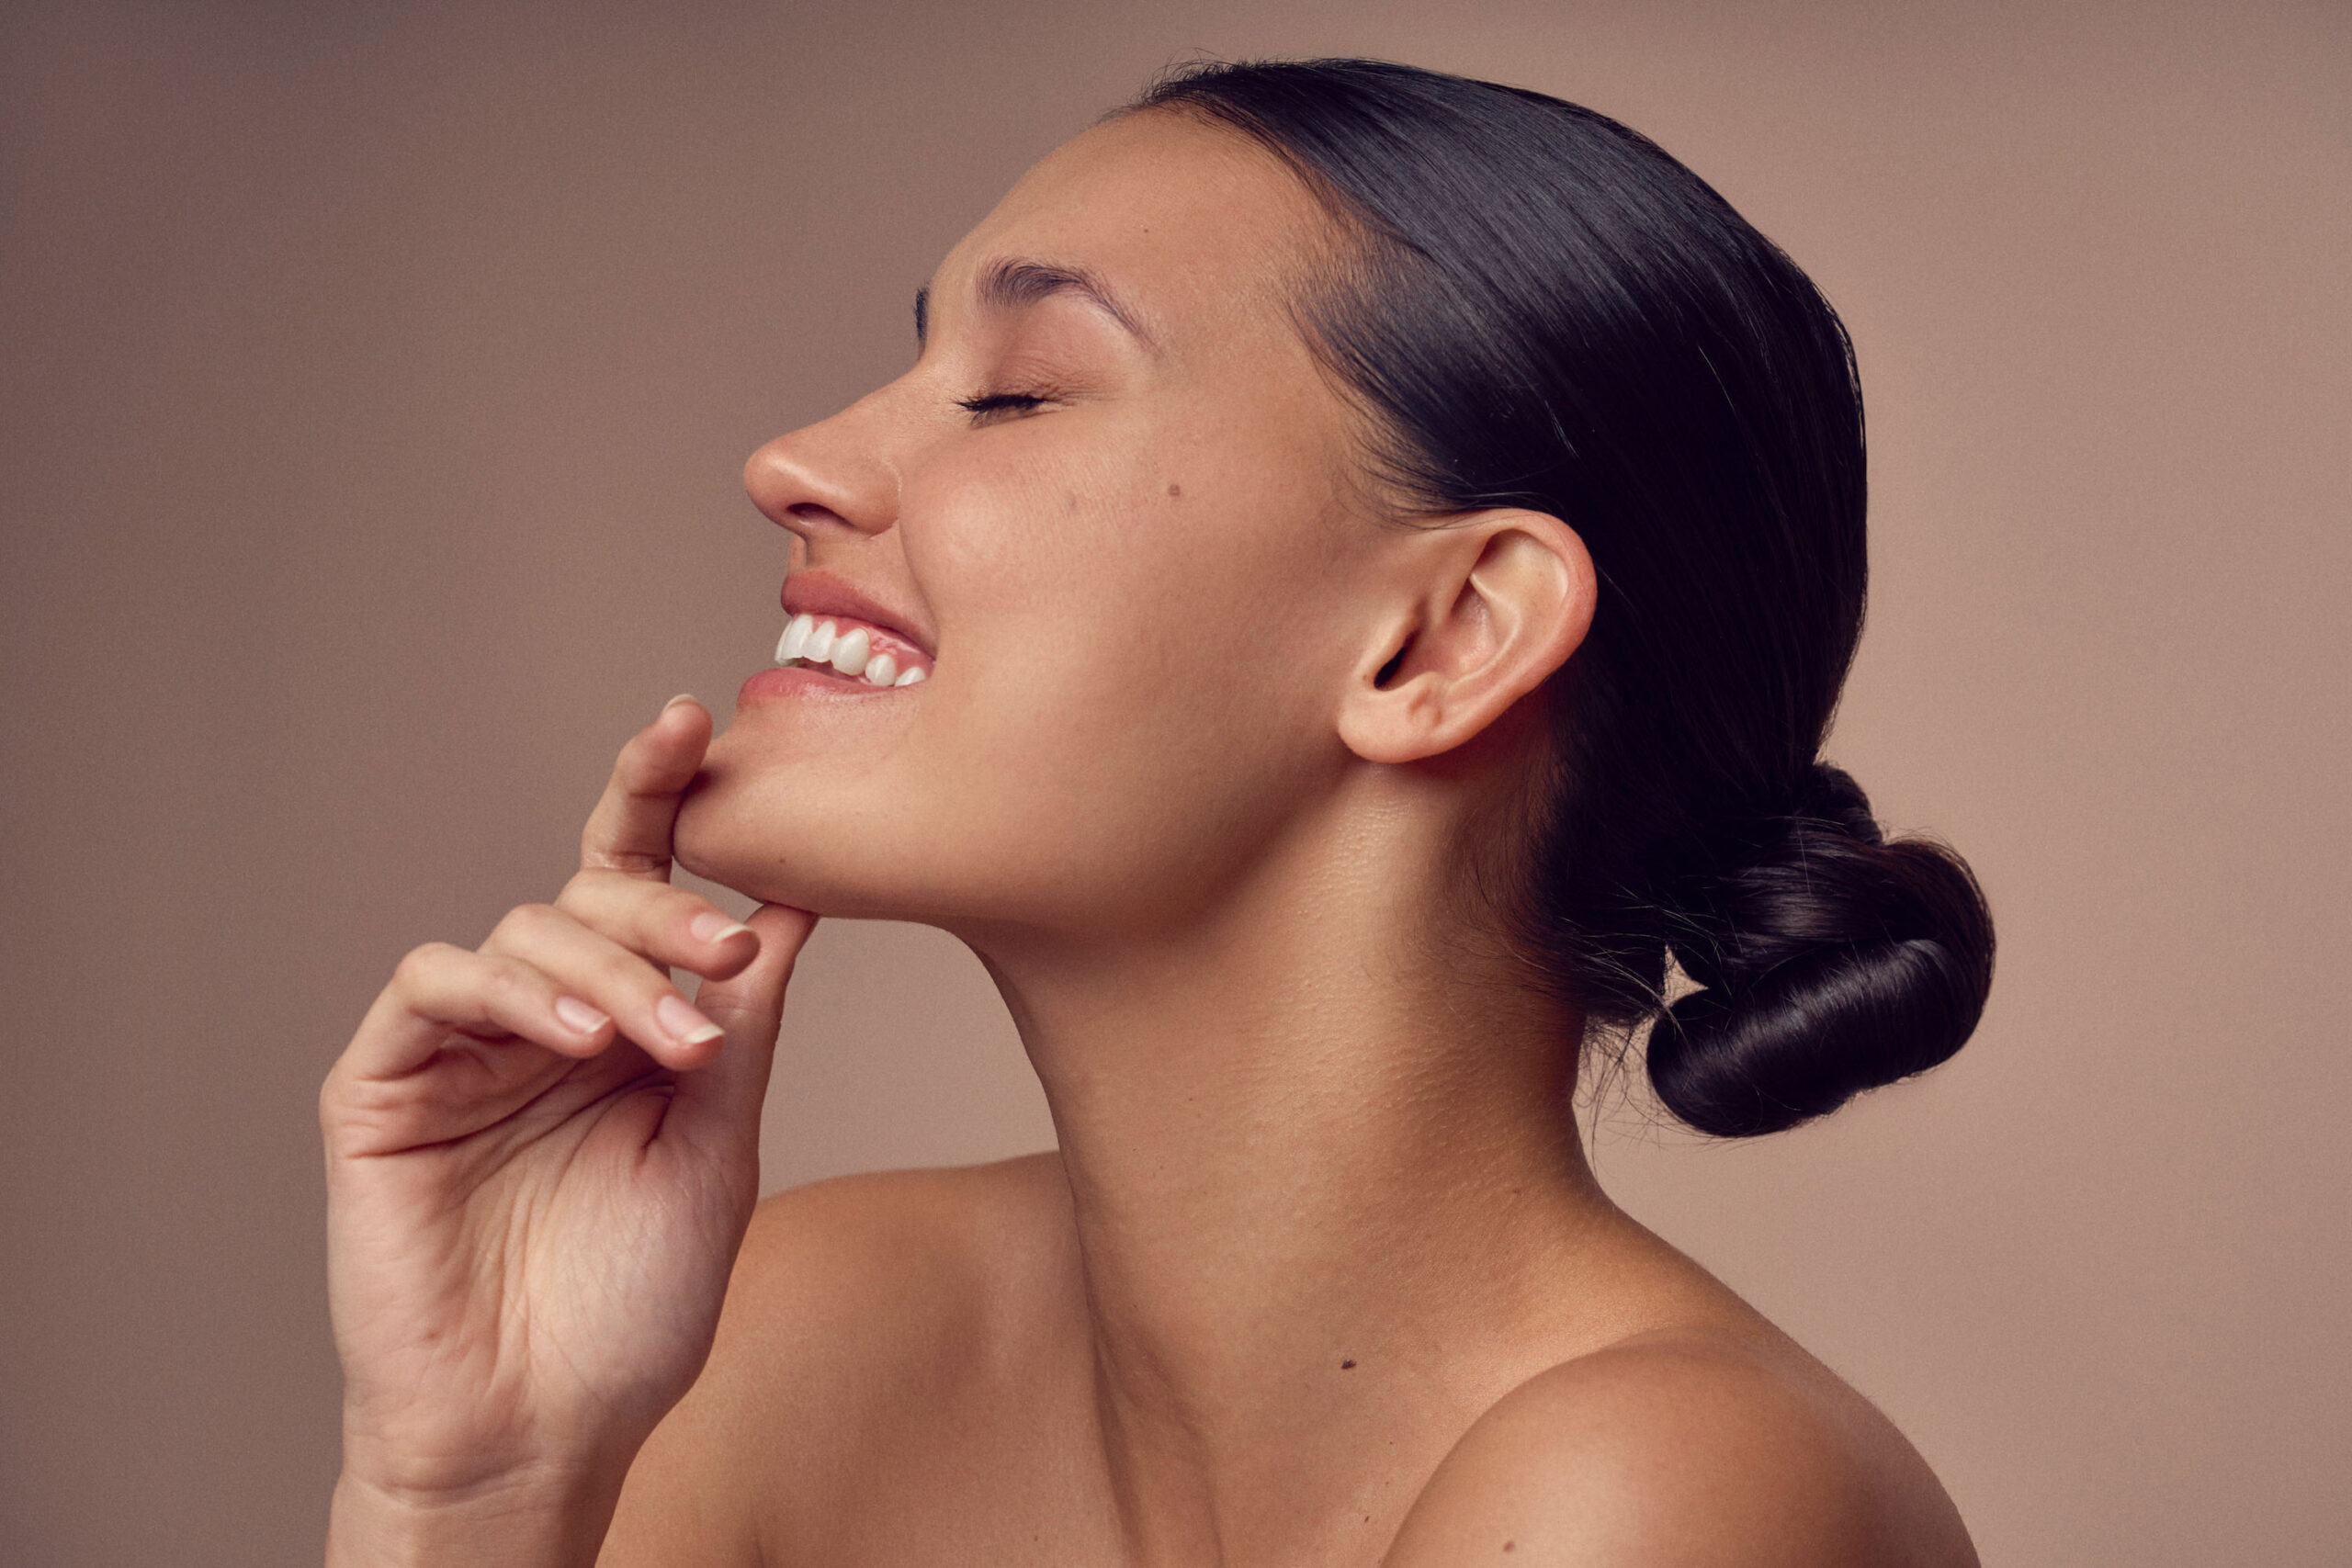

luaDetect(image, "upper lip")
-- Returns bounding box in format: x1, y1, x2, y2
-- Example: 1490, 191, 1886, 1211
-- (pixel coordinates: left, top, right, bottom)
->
779, 570, 933, 659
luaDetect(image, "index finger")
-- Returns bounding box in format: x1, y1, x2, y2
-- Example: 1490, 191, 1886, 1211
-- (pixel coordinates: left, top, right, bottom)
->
581, 694, 711, 880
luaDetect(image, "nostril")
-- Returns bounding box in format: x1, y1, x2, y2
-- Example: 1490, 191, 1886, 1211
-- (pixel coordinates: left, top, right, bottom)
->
786, 502, 850, 529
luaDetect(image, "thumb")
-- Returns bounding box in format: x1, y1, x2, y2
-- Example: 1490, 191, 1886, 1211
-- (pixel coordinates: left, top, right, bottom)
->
664, 902, 818, 1166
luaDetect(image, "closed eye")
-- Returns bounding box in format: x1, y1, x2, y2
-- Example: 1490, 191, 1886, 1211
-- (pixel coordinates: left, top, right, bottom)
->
955, 390, 1053, 423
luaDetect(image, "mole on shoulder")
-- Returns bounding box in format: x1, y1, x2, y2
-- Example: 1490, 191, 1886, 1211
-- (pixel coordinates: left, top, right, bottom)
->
1167, 481, 1182, 498
1340, 1358, 1356, 1369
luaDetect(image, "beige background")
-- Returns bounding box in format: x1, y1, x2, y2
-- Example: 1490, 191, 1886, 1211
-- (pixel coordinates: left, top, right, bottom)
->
3, 2, 2346, 1563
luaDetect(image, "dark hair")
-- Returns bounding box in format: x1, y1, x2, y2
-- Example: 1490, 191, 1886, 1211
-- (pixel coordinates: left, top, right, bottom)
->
1132, 59, 1994, 1136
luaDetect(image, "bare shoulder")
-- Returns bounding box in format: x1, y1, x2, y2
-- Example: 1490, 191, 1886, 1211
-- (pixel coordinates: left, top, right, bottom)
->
1385, 1330, 1977, 1568
601, 1153, 1077, 1563
726, 1149, 1074, 1351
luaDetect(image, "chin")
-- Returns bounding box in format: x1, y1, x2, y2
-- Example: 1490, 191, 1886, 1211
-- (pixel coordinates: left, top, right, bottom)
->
673, 770, 817, 910
672, 760, 939, 921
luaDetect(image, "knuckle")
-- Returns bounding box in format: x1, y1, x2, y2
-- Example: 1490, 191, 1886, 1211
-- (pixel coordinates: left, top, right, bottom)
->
491, 901, 564, 942
390, 941, 459, 987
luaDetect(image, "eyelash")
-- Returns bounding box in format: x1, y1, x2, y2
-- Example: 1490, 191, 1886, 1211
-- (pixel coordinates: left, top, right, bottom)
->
954, 389, 1055, 423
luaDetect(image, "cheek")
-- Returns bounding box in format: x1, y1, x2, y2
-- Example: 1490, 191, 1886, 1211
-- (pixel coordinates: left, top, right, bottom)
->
937, 418, 1344, 740
885, 432, 1359, 914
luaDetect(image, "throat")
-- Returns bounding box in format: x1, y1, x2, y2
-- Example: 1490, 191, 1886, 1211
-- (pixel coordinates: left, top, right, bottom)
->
948, 769, 1621, 1561
984, 931, 1601, 1562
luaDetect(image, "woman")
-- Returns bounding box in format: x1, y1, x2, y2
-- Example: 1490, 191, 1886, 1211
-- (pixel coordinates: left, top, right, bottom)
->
322, 59, 1994, 1566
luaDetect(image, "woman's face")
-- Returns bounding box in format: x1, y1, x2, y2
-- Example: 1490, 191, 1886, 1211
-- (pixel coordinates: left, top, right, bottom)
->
677, 110, 1394, 936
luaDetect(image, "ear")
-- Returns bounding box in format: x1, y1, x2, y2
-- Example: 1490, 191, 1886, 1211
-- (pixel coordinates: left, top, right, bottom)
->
1337, 510, 1596, 766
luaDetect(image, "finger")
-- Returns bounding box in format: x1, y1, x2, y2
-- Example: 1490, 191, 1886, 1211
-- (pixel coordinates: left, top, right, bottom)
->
479, 902, 729, 1069
579, 694, 711, 881
664, 904, 819, 1162
335, 942, 616, 1089
553, 870, 762, 982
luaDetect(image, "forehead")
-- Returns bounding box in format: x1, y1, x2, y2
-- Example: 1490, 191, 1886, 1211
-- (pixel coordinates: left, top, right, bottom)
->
935, 109, 1333, 345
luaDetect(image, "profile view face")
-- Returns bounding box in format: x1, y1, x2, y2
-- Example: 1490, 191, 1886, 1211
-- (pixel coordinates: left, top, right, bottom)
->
320, 60, 1999, 1566
676, 111, 1414, 937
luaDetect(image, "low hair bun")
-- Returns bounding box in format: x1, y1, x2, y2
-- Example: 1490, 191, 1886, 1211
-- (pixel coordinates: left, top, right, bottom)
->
1646, 765, 1995, 1137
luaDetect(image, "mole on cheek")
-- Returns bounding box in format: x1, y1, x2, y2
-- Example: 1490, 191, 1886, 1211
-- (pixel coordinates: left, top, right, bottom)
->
1064, 493, 1078, 513
1167, 481, 1182, 499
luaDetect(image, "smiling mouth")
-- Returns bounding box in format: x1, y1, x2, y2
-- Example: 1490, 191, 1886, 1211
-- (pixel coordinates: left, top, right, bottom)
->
774, 614, 931, 688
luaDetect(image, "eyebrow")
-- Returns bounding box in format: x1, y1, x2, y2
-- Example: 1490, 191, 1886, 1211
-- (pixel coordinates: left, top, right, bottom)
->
913, 257, 1155, 352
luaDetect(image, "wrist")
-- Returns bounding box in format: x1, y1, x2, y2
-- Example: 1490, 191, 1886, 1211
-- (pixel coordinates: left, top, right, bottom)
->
326, 1462, 627, 1568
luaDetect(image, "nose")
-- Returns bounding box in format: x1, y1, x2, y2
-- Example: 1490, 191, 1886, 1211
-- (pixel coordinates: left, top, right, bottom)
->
742, 400, 899, 544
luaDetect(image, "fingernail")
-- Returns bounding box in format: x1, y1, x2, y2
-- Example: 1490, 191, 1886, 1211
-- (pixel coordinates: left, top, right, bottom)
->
690, 910, 756, 946
662, 693, 700, 714
656, 993, 725, 1047
554, 996, 610, 1035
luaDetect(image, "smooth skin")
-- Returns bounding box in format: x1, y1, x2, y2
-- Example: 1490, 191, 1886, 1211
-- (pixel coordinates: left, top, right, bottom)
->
322, 110, 1978, 1566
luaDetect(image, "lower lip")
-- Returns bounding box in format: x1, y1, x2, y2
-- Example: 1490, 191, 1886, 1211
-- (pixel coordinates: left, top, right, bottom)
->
737, 665, 910, 705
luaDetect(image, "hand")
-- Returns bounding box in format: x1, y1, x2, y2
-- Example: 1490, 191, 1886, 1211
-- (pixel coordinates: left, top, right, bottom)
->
320, 696, 815, 1561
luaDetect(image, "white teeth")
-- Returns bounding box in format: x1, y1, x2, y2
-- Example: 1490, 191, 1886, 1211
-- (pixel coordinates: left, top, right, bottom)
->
775, 614, 814, 664
830, 626, 871, 677
773, 616, 930, 686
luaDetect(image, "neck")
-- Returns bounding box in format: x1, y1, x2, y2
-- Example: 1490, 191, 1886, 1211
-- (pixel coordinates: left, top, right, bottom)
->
960, 772, 1626, 1563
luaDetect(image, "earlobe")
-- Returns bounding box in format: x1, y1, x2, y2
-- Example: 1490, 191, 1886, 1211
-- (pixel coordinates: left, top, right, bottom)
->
1338, 511, 1594, 767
